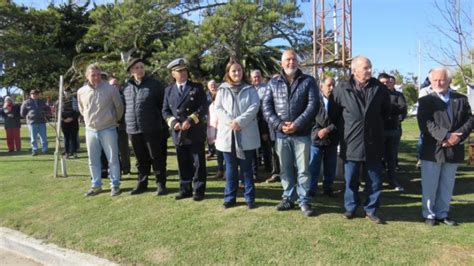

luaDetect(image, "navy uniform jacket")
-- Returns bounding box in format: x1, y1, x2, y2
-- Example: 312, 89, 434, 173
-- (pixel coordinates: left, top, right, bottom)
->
162, 80, 208, 145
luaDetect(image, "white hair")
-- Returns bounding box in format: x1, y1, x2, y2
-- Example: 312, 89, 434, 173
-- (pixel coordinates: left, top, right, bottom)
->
428, 67, 452, 82
350, 55, 371, 71
85, 63, 101, 76
250, 69, 262, 76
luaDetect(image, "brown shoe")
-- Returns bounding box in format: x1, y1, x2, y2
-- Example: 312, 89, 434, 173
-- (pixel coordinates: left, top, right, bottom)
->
214, 170, 225, 179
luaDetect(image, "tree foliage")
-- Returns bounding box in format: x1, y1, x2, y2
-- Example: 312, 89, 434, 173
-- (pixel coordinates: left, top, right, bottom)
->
0, 1, 91, 93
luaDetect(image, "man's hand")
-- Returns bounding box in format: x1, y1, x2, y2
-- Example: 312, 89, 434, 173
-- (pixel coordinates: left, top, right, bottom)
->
181, 120, 191, 131
230, 120, 241, 131
174, 122, 182, 131
262, 134, 269, 141
63, 117, 73, 123
282, 122, 297, 134
442, 132, 462, 147
317, 127, 329, 139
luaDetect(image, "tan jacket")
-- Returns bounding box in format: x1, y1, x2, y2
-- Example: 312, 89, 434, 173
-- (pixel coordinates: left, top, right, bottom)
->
78, 81, 124, 131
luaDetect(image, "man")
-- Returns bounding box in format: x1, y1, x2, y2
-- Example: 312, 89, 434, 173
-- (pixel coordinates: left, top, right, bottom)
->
109, 78, 131, 175
263, 50, 318, 217
417, 67, 473, 226
77, 63, 124, 196
309, 77, 338, 197
122, 58, 167, 196
378, 73, 407, 191
251, 69, 272, 179
162, 58, 208, 201
329, 56, 390, 224
20, 89, 50, 156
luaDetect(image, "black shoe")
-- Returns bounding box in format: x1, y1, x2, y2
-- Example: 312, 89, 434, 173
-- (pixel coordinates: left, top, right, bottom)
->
155, 183, 167, 196
223, 202, 236, 209
130, 186, 147, 195
193, 194, 204, 201
247, 202, 256, 209
425, 218, 438, 226
343, 211, 355, 219
366, 213, 386, 224
437, 217, 458, 226
275, 199, 294, 211
122, 169, 131, 175
175, 192, 192, 200
300, 204, 315, 217
323, 190, 334, 197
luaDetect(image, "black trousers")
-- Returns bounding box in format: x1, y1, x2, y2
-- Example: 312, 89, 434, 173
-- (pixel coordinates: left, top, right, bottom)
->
61, 120, 79, 154
117, 129, 131, 172
130, 131, 166, 188
271, 141, 280, 176
176, 142, 207, 196
160, 128, 169, 181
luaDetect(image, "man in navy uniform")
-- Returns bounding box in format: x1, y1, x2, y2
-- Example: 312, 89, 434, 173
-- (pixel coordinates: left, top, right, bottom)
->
162, 58, 208, 201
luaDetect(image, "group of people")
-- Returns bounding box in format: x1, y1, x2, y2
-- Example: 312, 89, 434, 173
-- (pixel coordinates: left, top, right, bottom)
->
7, 49, 472, 226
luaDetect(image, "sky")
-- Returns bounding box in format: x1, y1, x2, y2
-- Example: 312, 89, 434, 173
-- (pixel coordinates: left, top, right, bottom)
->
11, 0, 472, 83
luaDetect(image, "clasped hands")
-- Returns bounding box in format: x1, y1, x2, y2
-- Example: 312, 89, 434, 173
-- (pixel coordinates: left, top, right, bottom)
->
441, 132, 462, 148
174, 120, 191, 131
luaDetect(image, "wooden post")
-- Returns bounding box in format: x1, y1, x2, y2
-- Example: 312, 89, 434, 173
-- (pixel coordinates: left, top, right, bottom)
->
53, 76, 67, 177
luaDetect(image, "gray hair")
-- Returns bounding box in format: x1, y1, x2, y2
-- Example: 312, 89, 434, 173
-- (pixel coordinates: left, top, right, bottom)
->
350, 55, 371, 71
85, 63, 102, 77
281, 50, 298, 62
429, 67, 452, 82
207, 79, 216, 86
250, 69, 262, 76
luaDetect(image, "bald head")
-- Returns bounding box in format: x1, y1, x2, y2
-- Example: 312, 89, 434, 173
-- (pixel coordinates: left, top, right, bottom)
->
351, 56, 372, 83
281, 50, 299, 77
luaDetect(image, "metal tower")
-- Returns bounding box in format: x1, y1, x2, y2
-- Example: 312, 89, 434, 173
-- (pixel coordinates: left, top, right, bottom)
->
312, 0, 352, 79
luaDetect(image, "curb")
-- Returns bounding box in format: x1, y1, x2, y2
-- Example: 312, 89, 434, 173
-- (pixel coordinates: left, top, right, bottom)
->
0, 227, 117, 266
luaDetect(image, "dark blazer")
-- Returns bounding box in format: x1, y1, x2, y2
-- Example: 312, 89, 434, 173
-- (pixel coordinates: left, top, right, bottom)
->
417, 91, 474, 163
329, 77, 391, 162
311, 93, 338, 146
385, 89, 407, 130
123, 76, 165, 134
162, 80, 208, 145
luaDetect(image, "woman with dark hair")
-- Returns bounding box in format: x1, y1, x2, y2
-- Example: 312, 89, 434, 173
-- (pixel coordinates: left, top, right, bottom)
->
215, 59, 261, 209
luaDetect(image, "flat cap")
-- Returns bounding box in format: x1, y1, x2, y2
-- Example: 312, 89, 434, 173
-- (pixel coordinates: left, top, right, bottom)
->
126, 58, 144, 72
167, 58, 187, 71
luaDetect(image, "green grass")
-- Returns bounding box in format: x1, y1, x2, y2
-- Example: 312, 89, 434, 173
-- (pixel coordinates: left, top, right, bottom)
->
0, 117, 473, 264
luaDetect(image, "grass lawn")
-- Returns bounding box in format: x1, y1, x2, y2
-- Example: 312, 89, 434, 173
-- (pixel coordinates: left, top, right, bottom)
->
0, 117, 473, 265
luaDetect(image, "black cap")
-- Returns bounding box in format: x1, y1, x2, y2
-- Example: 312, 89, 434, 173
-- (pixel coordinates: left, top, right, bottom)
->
126, 58, 144, 72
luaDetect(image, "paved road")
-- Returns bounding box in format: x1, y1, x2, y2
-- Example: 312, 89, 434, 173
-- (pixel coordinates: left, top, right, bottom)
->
0, 248, 42, 266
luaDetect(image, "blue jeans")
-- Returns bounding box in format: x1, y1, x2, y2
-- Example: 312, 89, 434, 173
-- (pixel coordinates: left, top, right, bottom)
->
276, 135, 311, 206
309, 144, 337, 194
85, 127, 121, 188
28, 123, 48, 152
344, 160, 382, 215
421, 160, 457, 219
223, 149, 255, 204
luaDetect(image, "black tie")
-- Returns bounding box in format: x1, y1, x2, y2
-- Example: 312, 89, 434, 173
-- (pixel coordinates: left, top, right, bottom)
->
179, 85, 184, 97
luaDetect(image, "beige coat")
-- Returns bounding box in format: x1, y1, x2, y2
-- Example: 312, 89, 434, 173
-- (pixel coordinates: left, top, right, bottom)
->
77, 81, 124, 131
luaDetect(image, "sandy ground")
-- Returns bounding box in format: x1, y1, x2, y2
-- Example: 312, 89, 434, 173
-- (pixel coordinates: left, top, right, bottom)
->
0, 248, 42, 266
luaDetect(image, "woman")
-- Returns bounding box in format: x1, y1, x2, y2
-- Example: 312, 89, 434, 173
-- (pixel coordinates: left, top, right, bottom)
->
59, 88, 80, 158
215, 59, 261, 209
207, 79, 225, 179
1, 96, 22, 152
